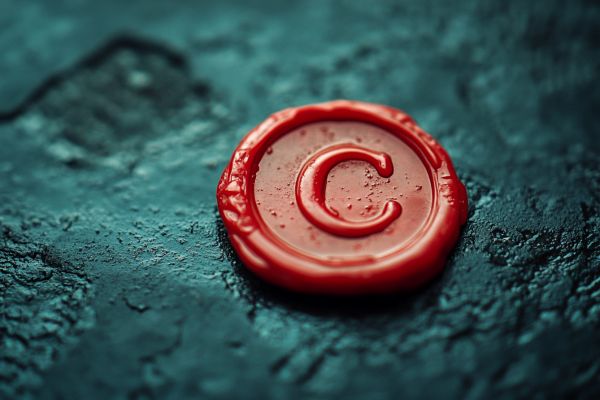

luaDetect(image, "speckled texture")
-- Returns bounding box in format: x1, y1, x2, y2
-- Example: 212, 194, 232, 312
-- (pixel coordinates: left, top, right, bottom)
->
0, 1, 599, 399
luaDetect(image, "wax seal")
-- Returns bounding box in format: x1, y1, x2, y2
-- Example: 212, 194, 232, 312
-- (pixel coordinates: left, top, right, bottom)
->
217, 100, 467, 295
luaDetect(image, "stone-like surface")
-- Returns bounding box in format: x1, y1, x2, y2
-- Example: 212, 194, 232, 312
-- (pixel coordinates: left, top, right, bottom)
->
0, 1, 599, 399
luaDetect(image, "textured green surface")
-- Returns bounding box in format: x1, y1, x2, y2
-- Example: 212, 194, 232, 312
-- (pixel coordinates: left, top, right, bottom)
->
0, 1, 599, 399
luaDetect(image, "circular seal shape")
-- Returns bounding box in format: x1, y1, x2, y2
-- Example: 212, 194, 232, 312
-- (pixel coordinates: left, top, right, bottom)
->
217, 100, 468, 295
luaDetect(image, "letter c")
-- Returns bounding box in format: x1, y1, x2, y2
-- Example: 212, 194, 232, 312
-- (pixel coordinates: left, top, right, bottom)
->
295, 143, 402, 238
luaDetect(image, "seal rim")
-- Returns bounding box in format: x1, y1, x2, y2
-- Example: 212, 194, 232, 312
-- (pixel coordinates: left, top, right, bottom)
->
217, 100, 467, 294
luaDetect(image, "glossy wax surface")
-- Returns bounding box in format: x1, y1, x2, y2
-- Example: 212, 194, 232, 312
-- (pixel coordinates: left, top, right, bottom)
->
217, 100, 468, 294
254, 121, 432, 259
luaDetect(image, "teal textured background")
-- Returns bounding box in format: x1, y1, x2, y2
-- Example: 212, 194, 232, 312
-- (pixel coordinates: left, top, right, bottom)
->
0, 1, 599, 398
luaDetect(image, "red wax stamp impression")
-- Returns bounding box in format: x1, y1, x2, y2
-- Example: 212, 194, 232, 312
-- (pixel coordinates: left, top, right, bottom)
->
217, 101, 468, 295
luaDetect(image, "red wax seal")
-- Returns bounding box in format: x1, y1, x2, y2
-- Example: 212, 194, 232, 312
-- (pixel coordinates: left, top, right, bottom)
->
217, 101, 468, 295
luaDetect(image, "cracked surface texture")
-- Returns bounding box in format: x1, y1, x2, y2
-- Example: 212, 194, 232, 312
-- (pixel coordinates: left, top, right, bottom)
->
0, 0, 599, 399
